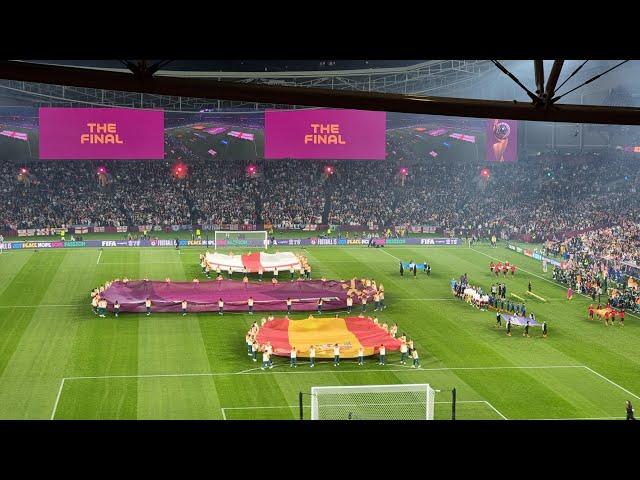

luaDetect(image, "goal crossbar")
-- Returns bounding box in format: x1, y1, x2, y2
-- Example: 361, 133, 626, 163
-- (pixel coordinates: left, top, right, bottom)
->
310, 383, 435, 420
213, 230, 268, 250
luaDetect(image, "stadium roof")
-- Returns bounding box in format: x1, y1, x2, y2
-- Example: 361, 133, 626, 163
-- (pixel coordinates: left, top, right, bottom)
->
1, 60, 640, 124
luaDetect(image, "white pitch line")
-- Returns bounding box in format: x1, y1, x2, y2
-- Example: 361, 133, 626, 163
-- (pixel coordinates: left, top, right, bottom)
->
50, 378, 66, 420
484, 400, 508, 420
96, 250, 102, 265
62, 364, 584, 381
581, 365, 640, 402
222, 400, 488, 410
221, 408, 227, 420
470, 247, 561, 288
531, 417, 626, 420
378, 248, 403, 262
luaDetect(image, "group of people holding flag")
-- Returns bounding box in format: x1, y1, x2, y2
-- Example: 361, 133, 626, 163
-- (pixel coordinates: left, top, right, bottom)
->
244, 314, 421, 370
588, 304, 625, 326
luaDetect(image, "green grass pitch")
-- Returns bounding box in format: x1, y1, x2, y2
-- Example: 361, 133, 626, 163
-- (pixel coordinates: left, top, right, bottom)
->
0, 243, 638, 420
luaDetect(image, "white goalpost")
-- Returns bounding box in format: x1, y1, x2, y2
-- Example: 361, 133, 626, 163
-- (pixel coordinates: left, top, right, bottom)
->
310, 384, 436, 420
213, 230, 268, 250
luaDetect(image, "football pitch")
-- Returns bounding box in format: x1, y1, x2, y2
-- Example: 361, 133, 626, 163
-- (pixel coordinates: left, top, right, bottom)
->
0, 243, 638, 420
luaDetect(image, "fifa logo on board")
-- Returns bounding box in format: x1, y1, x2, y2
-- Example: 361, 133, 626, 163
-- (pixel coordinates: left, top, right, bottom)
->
304, 124, 346, 145
80, 123, 124, 145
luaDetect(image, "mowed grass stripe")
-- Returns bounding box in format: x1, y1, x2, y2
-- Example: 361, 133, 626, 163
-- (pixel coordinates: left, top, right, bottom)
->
0, 251, 88, 418
66, 249, 140, 386
136, 249, 220, 419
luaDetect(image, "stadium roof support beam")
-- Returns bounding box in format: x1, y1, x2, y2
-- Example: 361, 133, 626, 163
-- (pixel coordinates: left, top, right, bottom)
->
545, 60, 564, 103
2, 61, 640, 125
534, 60, 545, 98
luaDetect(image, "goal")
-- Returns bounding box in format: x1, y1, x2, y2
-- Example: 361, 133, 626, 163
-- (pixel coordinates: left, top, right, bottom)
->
310, 384, 436, 420
214, 230, 268, 250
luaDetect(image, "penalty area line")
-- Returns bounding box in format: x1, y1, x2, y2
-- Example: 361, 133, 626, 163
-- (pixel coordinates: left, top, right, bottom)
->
581, 365, 640, 402
50, 378, 66, 420
61, 364, 584, 381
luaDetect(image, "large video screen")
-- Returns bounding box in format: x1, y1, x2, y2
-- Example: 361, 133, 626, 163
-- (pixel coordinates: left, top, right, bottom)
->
265, 109, 386, 160
0, 107, 514, 163
39, 108, 165, 159
485, 118, 518, 163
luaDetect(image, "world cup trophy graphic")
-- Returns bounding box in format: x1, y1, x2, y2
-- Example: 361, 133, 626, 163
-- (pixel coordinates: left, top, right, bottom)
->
492, 119, 511, 162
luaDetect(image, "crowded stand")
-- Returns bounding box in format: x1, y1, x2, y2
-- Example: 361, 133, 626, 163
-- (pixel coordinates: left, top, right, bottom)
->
2, 138, 640, 248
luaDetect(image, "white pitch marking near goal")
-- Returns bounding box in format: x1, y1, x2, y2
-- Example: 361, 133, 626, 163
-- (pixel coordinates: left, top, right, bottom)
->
51, 365, 574, 418
96, 250, 102, 265
49, 364, 638, 420
582, 365, 640, 402
219, 400, 505, 420
50, 378, 66, 420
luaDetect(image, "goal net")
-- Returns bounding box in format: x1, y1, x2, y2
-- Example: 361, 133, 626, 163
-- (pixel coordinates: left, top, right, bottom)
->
214, 230, 268, 250
310, 384, 435, 420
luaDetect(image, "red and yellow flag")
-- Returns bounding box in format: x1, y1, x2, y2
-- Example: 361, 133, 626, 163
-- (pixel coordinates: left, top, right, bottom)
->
256, 316, 402, 358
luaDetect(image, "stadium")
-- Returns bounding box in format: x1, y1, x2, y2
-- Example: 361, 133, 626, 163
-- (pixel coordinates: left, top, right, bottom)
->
0, 59, 639, 421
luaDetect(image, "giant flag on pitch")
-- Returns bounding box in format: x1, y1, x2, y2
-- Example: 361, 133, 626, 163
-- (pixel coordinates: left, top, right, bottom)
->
256, 316, 402, 358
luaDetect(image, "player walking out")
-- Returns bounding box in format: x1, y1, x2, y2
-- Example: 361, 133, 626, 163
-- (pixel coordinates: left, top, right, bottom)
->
333, 344, 340, 366
506, 319, 512, 336
251, 340, 259, 361
114, 300, 120, 318
287, 297, 293, 315
218, 298, 224, 315
181, 300, 188, 316
346, 295, 353, 313
317, 298, 323, 314
379, 344, 386, 365
145, 298, 152, 316
523, 321, 530, 338
495, 312, 502, 328
290, 347, 297, 368
542, 321, 548, 338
